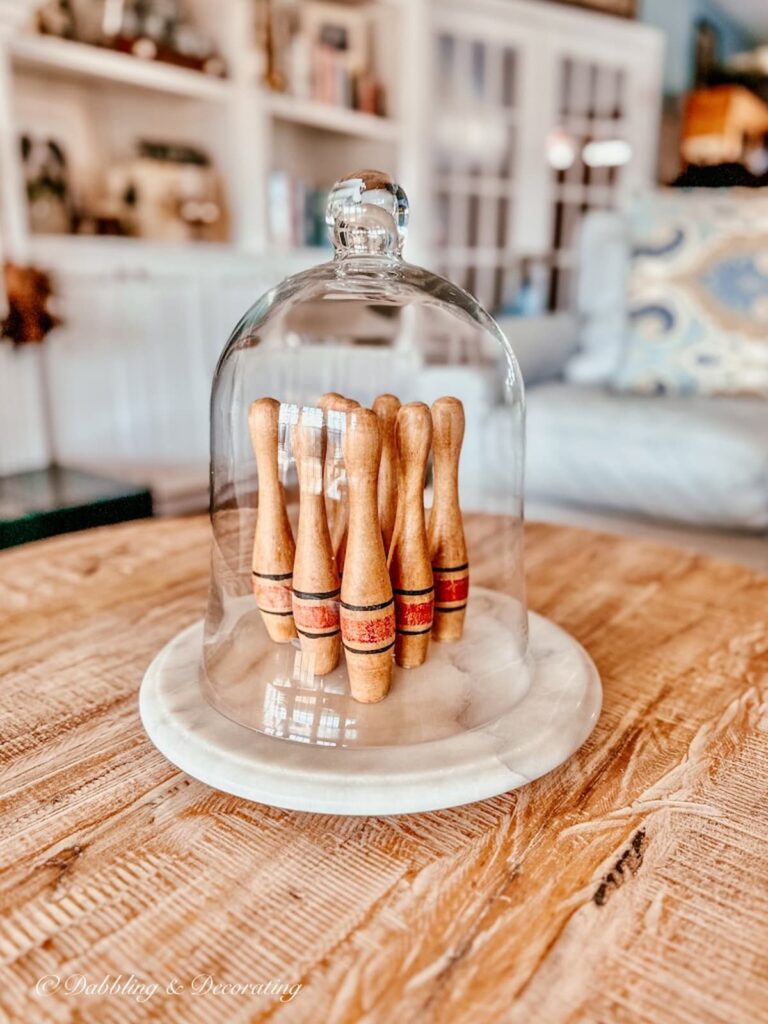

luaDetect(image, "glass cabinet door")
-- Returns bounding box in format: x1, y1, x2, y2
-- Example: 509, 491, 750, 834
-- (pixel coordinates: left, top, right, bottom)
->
431, 10, 523, 314
429, 2, 662, 315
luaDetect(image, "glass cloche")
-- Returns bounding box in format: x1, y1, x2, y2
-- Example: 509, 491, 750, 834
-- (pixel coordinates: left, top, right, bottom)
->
203, 170, 528, 749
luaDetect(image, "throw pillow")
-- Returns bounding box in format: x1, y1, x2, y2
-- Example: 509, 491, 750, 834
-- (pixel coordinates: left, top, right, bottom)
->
612, 190, 768, 396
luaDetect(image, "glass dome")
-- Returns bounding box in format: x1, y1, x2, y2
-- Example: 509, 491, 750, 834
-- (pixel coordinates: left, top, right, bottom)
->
203, 170, 528, 748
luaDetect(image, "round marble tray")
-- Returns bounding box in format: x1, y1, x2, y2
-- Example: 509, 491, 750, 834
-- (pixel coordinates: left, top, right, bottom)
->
139, 612, 601, 815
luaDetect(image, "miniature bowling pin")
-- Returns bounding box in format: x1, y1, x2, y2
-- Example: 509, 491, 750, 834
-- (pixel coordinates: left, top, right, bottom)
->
320, 393, 359, 575
388, 402, 433, 668
341, 408, 395, 702
291, 405, 341, 676
373, 394, 401, 555
428, 396, 469, 641
248, 398, 297, 642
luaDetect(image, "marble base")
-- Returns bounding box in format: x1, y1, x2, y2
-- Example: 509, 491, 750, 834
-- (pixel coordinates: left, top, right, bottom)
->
139, 610, 602, 815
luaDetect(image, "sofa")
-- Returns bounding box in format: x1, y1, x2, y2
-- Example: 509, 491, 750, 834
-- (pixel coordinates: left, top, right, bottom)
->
503, 209, 768, 570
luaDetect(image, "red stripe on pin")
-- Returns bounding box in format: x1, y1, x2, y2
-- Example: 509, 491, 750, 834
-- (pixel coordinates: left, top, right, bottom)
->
394, 596, 434, 627
255, 581, 293, 613
434, 576, 469, 603
293, 601, 340, 631
340, 611, 395, 646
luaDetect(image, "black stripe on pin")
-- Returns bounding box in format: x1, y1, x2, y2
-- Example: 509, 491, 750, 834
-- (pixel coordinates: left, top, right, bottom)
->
340, 597, 394, 612
342, 640, 396, 655
296, 627, 341, 639
432, 562, 469, 574
253, 570, 293, 580
292, 587, 341, 601
258, 608, 294, 616
396, 627, 432, 636
434, 603, 467, 613
393, 585, 435, 597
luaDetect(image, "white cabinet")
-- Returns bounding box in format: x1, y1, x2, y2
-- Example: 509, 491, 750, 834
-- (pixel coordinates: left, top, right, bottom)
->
0, 239, 314, 475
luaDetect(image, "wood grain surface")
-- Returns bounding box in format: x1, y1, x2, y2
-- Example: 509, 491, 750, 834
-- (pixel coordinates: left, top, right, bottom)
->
1, 516, 767, 1024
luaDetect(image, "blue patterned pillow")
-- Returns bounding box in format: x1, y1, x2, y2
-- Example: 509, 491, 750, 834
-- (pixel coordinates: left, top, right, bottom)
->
613, 190, 768, 396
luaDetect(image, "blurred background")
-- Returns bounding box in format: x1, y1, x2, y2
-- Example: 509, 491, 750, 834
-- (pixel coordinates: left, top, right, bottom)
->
0, 0, 766, 567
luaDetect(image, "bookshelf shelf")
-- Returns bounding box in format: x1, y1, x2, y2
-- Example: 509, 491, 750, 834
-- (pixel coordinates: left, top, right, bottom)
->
9, 34, 231, 102
27, 233, 243, 270
265, 92, 401, 142
25, 234, 330, 278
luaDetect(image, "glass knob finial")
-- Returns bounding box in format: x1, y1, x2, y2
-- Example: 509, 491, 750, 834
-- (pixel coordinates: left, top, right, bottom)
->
326, 170, 409, 257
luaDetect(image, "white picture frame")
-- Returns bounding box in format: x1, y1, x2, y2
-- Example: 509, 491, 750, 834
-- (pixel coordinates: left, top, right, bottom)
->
300, 2, 370, 75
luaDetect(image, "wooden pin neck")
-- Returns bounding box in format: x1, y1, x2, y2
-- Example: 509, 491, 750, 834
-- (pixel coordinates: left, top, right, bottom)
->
431, 396, 464, 502
326, 396, 359, 414
249, 398, 279, 449
293, 407, 326, 494
396, 402, 431, 495
318, 392, 343, 411
431, 396, 465, 454
373, 394, 401, 424
343, 408, 381, 485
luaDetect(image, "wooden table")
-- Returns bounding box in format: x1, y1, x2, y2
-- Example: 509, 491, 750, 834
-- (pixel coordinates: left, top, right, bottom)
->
1, 517, 767, 1024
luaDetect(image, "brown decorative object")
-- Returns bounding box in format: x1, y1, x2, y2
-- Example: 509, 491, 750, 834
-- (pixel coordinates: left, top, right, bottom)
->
372, 393, 400, 555
388, 402, 434, 669
1, 262, 59, 346
318, 393, 358, 576
681, 85, 768, 166
249, 392, 471, 685
248, 398, 297, 643
428, 397, 469, 642
545, 0, 636, 16
36, 0, 76, 39
340, 407, 395, 702
110, 36, 226, 77
103, 142, 229, 244
2, 516, 766, 1020
291, 406, 341, 677
261, 0, 286, 91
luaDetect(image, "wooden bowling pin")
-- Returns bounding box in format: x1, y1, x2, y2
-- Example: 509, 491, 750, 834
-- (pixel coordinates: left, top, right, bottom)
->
248, 398, 297, 643
341, 408, 395, 702
428, 397, 469, 642
373, 394, 401, 556
388, 402, 433, 668
320, 393, 359, 575
291, 405, 341, 676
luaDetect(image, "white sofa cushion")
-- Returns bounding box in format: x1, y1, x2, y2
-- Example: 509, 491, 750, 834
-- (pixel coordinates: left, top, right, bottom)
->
565, 210, 630, 384
613, 189, 768, 397
525, 382, 768, 530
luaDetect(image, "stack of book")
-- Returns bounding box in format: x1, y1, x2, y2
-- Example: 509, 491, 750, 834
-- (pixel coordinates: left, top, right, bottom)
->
284, 20, 385, 117
307, 45, 383, 115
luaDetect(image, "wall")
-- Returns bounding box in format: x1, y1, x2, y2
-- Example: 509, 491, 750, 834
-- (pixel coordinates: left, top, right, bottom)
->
641, 0, 755, 95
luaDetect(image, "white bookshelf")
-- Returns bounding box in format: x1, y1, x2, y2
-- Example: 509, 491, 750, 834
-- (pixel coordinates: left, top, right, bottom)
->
0, 0, 408, 261
0, 0, 663, 482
